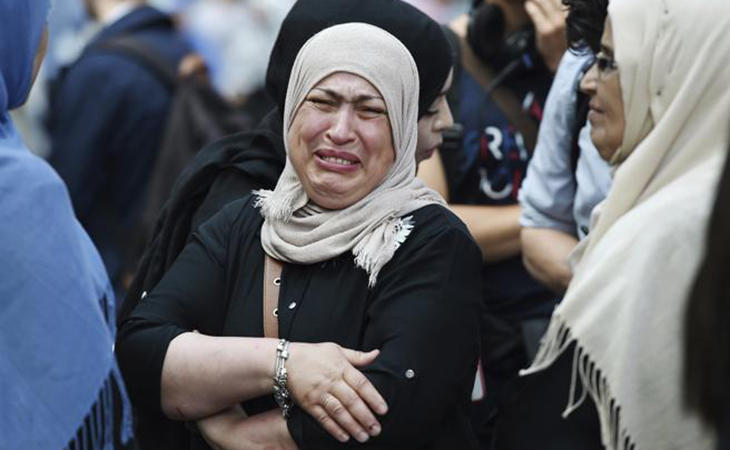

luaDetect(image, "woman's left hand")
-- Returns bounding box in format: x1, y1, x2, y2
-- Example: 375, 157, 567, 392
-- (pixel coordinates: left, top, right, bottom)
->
286, 342, 387, 444
198, 407, 298, 450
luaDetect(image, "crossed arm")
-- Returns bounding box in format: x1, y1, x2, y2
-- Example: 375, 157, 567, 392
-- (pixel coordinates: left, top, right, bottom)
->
116, 201, 481, 449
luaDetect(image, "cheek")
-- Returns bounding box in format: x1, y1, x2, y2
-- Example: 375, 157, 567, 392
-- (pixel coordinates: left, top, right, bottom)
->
291, 108, 330, 148
363, 122, 394, 170
416, 120, 431, 153
606, 78, 626, 146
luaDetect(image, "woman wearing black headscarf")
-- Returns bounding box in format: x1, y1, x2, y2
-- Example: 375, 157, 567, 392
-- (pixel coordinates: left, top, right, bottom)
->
120, 0, 455, 323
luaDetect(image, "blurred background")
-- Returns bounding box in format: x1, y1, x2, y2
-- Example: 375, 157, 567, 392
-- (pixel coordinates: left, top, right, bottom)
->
11, 0, 470, 158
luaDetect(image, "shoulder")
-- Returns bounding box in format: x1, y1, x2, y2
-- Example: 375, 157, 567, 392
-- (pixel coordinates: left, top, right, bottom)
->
402, 204, 478, 252
195, 193, 262, 237
0, 146, 69, 205
599, 160, 720, 265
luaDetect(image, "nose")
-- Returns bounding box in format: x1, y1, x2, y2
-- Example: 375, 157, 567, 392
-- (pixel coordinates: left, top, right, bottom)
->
326, 107, 356, 144
435, 100, 454, 132
580, 63, 598, 97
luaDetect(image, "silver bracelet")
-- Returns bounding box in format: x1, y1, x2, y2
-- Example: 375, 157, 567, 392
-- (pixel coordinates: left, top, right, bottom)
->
273, 339, 293, 418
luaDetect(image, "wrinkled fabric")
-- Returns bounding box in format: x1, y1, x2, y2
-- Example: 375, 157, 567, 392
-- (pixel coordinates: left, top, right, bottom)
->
0, 0, 131, 448
524, 1, 730, 449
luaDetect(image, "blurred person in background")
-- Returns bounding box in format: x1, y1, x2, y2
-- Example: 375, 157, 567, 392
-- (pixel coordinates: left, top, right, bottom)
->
0, 0, 132, 447
180, 0, 293, 118
416, 0, 567, 446
47, 0, 190, 295
519, 0, 610, 296
497, 0, 730, 447
405, 0, 471, 22
10, 0, 93, 158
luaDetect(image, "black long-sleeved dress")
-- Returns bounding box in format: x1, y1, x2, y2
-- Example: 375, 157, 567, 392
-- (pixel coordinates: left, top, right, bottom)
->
117, 195, 483, 449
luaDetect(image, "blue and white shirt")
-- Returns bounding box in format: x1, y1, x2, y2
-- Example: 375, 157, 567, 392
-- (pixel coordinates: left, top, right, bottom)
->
519, 51, 612, 240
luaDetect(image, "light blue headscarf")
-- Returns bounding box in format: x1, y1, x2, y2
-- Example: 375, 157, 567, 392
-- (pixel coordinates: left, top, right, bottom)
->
0, 1, 132, 448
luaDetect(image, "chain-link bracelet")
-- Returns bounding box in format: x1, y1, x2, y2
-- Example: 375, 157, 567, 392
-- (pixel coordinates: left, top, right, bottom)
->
273, 339, 293, 418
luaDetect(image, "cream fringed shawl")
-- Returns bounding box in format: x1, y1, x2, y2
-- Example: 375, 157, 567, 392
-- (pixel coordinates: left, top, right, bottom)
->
522, 0, 730, 449
255, 23, 445, 286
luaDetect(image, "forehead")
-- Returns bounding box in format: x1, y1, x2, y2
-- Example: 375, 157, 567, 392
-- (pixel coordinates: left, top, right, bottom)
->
311, 72, 384, 100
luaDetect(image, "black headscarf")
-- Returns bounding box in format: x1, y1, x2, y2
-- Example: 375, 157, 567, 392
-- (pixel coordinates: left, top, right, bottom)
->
121, 0, 453, 328
266, 0, 454, 119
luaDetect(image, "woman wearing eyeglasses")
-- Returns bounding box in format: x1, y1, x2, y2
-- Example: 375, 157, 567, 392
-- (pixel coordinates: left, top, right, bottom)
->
494, 0, 730, 449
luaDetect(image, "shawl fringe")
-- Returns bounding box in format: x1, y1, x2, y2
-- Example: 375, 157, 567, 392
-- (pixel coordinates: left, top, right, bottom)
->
353, 215, 414, 287
521, 315, 637, 450
254, 188, 300, 222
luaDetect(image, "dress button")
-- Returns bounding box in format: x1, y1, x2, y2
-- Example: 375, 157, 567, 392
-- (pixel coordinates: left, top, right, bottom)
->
273, 277, 281, 286
140, 291, 148, 300
405, 369, 415, 379
288, 301, 297, 310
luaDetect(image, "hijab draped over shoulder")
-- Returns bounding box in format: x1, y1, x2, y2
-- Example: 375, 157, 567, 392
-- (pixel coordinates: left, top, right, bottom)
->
524, 0, 730, 448
0, 1, 131, 448
256, 23, 446, 286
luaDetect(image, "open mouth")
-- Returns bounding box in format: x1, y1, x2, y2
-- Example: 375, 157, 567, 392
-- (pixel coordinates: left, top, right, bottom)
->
319, 155, 357, 166
315, 149, 361, 172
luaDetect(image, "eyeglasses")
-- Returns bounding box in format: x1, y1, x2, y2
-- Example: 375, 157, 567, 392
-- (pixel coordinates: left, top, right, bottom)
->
595, 52, 618, 76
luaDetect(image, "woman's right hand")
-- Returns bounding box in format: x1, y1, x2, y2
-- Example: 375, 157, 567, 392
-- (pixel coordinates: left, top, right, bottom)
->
286, 342, 388, 443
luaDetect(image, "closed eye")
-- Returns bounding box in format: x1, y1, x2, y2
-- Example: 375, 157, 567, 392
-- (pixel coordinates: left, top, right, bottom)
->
306, 96, 336, 108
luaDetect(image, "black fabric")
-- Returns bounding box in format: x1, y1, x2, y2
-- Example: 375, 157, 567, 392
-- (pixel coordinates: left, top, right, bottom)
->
265, 0, 453, 119
117, 198, 482, 450
439, 24, 555, 450
493, 342, 603, 450
119, 110, 284, 323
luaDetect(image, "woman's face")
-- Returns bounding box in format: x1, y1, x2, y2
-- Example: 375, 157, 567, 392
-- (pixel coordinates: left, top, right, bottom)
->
288, 72, 395, 210
416, 68, 454, 163
580, 17, 626, 161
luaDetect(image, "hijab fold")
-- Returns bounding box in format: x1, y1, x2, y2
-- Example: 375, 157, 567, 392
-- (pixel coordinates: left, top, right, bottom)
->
523, 1, 730, 448
256, 23, 445, 286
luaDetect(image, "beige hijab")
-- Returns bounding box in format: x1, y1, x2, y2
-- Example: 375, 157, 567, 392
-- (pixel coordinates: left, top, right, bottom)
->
255, 23, 445, 286
523, 0, 730, 449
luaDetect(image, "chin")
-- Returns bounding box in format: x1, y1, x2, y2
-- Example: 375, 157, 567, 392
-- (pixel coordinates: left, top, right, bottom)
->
311, 195, 357, 210
416, 148, 436, 164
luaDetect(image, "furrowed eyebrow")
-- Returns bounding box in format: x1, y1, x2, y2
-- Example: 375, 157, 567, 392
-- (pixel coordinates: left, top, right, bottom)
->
311, 88, 384, 104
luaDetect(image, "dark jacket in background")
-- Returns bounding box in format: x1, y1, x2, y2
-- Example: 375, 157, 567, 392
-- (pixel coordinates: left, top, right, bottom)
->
48, 6, 190, 290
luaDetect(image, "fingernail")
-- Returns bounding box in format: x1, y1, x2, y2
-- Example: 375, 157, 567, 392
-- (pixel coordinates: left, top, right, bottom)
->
339, 434, 350, 443
357, 432, 369, 443
370, 424, 381, 435
378, 403, 388, 414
